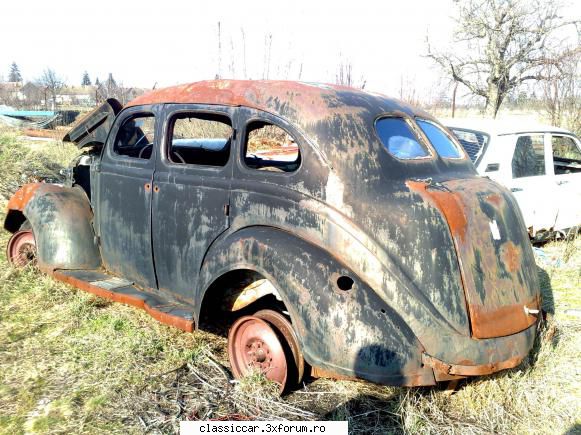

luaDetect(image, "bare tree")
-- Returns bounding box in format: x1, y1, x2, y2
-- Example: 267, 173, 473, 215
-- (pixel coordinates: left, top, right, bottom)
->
37, 68, 65, 110
335, 59, 366, 89
427, 0, 579, 118
543, 44, 581, 134
262, 34, 273, 80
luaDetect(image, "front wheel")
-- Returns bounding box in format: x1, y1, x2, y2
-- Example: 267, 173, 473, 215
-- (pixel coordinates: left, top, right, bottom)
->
7, 229, 37, 267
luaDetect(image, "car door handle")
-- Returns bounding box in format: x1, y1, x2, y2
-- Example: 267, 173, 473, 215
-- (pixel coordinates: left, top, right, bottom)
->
511, 187, 523, 193
557, 180, 569, 186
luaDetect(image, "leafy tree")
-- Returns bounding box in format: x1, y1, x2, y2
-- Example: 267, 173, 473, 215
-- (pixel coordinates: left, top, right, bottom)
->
8, 62, 22, 82
81, 71, 91, 86
427, 0, 579, 118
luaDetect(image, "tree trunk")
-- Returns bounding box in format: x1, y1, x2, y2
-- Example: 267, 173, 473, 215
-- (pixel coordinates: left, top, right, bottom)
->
484, 83, 501, 118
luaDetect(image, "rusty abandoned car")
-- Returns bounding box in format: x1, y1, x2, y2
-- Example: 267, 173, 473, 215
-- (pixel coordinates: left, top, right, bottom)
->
4, 80, 541, 391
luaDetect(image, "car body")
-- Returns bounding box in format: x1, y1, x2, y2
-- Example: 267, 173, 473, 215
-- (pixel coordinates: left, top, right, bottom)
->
443, 118, 581, 239
4, 80, 541, 390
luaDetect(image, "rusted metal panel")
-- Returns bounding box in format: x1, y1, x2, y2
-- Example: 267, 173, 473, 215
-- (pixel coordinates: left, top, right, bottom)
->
5, 183, 43, 212
52, 270, 194, 332
20, 184, 101, 271
407, 178, 540, 338
96, 105, 159, 290
63, 98, 122, 148
422, 352, 524, 376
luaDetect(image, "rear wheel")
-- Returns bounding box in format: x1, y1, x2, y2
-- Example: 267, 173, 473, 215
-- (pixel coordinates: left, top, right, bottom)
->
7, 229, 37, 267
228, 309, 304, 393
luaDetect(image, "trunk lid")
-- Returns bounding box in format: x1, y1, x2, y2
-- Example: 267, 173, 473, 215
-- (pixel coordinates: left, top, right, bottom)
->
408, 177, 540, 339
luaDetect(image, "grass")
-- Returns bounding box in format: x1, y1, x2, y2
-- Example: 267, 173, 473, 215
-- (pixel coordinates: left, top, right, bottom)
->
0, 128, 580, 434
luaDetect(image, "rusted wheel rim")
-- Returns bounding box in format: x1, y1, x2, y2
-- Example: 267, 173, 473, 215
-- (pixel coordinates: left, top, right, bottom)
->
7, 230, 37, 267
228, 315, 288, 391
253, 309, 305, 385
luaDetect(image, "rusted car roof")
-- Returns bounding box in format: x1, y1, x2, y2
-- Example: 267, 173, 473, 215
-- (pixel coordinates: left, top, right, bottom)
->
127, 79, 432, 126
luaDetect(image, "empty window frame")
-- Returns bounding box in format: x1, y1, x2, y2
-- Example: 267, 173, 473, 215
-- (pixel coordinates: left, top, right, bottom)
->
114, 114, 156, 159
511, 135, 545, 178
552, 136, 581, 175
168, 113, 232, 167
244, 122, 301, 172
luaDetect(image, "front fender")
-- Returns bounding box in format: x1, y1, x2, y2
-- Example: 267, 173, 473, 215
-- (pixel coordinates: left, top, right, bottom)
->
198, 226, 434, 386
6, 183, 101, 271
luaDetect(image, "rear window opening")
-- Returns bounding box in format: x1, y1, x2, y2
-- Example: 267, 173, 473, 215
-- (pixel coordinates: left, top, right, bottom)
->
416, 119, 464, 159
244, 122, 301, 173
168, 113, 232, 167
375, 117, 430, 159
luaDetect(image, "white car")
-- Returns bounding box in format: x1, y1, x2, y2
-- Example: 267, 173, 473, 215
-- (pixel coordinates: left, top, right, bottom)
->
443, 118, 581, 239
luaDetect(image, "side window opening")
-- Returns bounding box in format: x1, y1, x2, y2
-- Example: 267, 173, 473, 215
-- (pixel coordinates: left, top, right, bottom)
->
375, 117, 429, 159
114, 114, 155, 159
244, 122, 300, 173
511, 135, 545, 178
552, 136, 581, 175
168, 113, 232, 167
416, 119, 464, 159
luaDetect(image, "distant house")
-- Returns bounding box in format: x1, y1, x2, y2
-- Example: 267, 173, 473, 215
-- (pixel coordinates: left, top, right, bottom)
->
20, 82, 43, 105
0, 82, 21, 106
56, 86, 96, 106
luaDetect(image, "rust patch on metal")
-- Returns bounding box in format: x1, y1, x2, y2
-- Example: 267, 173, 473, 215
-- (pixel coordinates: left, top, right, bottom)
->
422, 352, 523, 376
470, 296, 539, 339
406, 180, 468, 241
6, 183, 43, 212
486, 193, 503, 207
126, 80, 366, 126
51, 270, 194, 332
500, 241, 520, 273
310, 366, 358, 381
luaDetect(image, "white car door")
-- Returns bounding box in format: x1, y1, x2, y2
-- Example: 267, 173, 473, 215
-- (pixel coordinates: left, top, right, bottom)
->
550, 134, 581, 233
506, 133, 559, 235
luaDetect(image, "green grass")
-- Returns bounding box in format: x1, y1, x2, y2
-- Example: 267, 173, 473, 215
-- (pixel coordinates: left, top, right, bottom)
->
0, 128, 580, 434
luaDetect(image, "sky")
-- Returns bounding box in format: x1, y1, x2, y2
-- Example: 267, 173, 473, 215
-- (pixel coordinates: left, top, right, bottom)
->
0, 0, 579, 102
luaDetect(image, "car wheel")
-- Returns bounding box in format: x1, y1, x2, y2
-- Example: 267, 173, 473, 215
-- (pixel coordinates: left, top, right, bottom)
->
228, 310, 302, 393
7, 229, 37, 267
253, 309, 305, 385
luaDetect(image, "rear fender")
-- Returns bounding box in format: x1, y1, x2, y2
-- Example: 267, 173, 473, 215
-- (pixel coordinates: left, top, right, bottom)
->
198, 226, 434, 386
5, 183, 101, 271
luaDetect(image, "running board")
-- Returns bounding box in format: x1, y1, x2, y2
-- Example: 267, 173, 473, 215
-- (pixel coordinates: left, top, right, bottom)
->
51, 269, 195, 332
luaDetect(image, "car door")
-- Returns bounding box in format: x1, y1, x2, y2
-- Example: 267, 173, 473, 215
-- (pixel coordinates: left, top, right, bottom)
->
506, 133, 558, 235
151, 104, 234, 303
549, 134, 581, 232
97, 105, 159, 290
